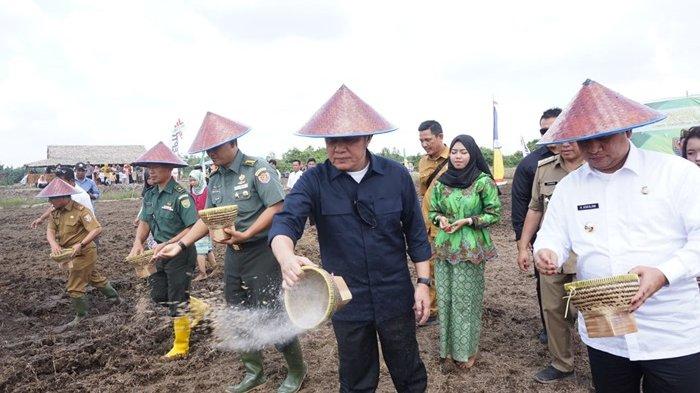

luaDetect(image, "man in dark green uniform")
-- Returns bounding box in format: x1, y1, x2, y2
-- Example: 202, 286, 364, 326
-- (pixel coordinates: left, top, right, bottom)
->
158, 112, 306, 393
128, 142, 206, 361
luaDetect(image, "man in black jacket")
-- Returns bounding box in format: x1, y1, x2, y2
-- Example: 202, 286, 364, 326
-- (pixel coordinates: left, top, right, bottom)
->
511, 107, 560, 344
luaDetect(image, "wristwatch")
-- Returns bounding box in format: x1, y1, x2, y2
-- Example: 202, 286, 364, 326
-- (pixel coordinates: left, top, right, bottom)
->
416, 277, 432, 287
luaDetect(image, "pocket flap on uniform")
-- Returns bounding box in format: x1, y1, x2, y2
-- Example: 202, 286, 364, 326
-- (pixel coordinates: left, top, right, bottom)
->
321, 198, 353, 216
374, 196, 402, 215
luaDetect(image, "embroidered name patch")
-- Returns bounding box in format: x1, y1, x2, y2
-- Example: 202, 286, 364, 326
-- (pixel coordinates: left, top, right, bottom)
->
544, 181, 558, 186
577, 203, 599, 211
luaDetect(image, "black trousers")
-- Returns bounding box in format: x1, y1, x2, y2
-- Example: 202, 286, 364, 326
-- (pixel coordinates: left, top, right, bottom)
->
332, 311, 427, 393
149, 245, 196, 317
587, 346, 700, 393
224, 238, 283, 309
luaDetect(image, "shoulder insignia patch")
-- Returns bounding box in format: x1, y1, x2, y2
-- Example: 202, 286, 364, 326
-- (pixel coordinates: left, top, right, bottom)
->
178, 194, 188, 200
254, 167, 267, 176
174, 184, 185, 193
83, 214, 92, 223
257, 170, 270, 184
537, 156, 557, 167
180, 198, 191, 209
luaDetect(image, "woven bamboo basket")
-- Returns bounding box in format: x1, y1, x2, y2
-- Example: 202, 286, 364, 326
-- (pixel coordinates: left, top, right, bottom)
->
284, 266, 352, 330
198, 205, 238, 243
124, 249, 156, 278
49, 248, 74, 269
564, 274, 639, 338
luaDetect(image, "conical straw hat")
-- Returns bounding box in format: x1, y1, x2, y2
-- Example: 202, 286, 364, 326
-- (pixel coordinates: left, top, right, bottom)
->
188, 112, 251, 153
133, 142, 187, 167
35, 178, 80, 198
296, 84, 397, 138
539, 79, 666, 145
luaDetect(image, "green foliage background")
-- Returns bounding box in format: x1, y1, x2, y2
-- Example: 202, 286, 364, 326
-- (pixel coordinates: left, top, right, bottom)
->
0, 165, 26, 185
1, 139, 541, 185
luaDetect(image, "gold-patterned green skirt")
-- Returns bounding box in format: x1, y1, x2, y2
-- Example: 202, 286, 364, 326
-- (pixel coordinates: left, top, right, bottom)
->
435, 260, 485, 362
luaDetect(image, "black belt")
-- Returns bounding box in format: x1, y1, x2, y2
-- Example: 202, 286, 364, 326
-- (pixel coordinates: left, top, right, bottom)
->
230, 236, 268, 251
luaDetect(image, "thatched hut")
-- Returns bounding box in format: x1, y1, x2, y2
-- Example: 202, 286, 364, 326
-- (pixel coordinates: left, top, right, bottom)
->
24, 145, 146, 185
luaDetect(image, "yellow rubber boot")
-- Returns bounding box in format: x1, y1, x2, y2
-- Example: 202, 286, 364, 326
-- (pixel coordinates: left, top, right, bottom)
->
189, 296, 210, 328
161, 316, 190, 361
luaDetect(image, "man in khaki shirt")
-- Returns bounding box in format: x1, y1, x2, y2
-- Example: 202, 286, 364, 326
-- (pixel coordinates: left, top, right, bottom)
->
517, 141, 583, 383
39, 178, 119, 333
417, 120, 450, 324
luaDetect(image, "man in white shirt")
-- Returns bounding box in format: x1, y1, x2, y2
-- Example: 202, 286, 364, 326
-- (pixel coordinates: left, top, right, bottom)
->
534, 79, 700, 393
285, 159, 303, 190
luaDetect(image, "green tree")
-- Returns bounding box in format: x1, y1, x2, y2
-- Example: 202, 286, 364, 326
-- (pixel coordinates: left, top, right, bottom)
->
481, 148, 524, 168
0, 165, 27, 185
406, 153, 422, 169
480, 147, 494, 164
281, 146, 327, 173
526, 139, 539, 153
503, 151, 524, 167
377, 147, 405, 163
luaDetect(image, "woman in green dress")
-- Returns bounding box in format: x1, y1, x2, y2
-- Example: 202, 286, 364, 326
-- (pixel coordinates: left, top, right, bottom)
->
428, 134, 501, 370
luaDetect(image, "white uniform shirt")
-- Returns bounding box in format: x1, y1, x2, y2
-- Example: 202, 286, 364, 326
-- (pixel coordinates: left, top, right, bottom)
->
71, 186, 94, 213
286, 170, 303, 189
534, 143, 700, 361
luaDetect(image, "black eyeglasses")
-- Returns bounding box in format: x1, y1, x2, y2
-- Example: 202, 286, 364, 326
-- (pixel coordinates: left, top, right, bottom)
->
354, 200, 377, 228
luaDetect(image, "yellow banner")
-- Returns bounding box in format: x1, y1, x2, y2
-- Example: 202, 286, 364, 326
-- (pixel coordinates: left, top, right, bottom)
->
493, 148, 505, 181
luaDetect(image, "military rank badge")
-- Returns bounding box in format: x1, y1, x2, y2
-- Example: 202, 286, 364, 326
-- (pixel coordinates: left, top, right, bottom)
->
181, 198, 191, 209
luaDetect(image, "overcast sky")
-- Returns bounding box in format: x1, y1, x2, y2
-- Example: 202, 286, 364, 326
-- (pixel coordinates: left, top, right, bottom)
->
1, 0, 698, 167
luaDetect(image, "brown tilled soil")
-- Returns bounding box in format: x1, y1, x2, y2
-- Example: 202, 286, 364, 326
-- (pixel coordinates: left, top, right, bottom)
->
0, 184, 592, 392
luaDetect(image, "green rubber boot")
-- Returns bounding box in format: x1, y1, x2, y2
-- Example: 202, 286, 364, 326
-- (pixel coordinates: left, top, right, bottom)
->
54, 296, 88, 333
277, 339, 307, 393
226, 351, 267, 393
98, 282, 121, 304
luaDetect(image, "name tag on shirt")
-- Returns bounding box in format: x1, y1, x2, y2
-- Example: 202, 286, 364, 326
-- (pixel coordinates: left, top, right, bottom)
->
544, 181, 558, 186
577, 203, 599, 211
234, 184, 249, 191
161, 205, 174, 211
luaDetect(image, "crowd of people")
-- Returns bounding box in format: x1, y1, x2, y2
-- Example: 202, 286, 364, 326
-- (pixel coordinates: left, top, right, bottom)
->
32, 82, 699, 393
33, 162, 144, 188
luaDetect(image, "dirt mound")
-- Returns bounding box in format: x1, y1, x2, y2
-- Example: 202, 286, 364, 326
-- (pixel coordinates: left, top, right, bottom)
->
0, 185, 591, 392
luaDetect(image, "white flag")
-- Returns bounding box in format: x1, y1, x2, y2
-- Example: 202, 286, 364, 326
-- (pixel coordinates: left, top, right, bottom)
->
520, 135, 531, 156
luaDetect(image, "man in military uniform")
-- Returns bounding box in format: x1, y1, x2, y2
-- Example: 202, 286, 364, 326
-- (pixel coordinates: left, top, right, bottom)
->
128, 142, 208, 361
157, 112, 306, 393
38, 178, 119, 333
417, 119, 449, 325
516, 141, 583, 383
